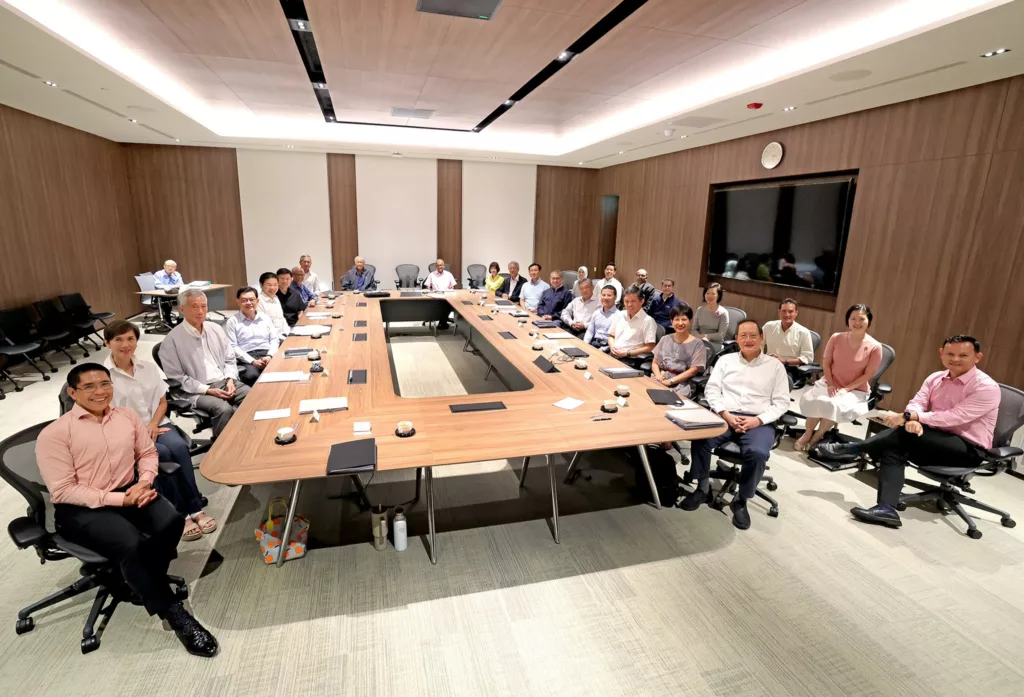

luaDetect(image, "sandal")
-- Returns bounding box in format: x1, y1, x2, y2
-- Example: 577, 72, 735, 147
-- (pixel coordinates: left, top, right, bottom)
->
182, 518, 203, 541
192, 512, 218, 535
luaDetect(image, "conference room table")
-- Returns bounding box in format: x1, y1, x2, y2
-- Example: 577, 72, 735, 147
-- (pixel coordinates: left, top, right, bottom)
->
199, 289, 726, 565
136, 283, 231, 317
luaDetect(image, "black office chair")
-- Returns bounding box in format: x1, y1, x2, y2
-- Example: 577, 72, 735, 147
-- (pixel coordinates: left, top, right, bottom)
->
637, 324, 667, 374
364, 264, 379, 291
499, 272, 510, 281
57, 293, 115, 349
561, 270, 579, 290
0, 329, 50, 395
466, 264, 487, 289
31, 299, 91, 360
395, 264, 422, 290
893, 384, 1023, 539
721, 305, 746, 351
786, 329, 821, 390
151, 344, 213, 455
0, 422, 188, 654
0, 309, 63, 377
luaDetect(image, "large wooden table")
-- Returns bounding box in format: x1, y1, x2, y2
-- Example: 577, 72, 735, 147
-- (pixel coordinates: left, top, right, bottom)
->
200, 289, 726, 563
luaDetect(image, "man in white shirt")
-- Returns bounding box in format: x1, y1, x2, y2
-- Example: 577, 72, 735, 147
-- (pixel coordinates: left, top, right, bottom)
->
153, 260, 183, 328
299, 255, 323, 293
607, 289, 657, 366
424, 258, 457, 329
592, 263, 623, 303
680, 319, 789, 530
158, 289, 249, 437
520, 263, 550, 312
762, 298, 814, 388
224, 286, 281, 386
560, 278, 600, 335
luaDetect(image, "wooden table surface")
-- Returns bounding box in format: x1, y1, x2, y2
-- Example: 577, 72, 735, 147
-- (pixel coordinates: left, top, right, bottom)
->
136, 283, 231, 296
200, 290, 725, 486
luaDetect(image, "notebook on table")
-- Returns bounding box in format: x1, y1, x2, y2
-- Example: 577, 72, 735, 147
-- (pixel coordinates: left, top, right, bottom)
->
599, 366, 643, 379
326, 438, 376, 475
647, 389, 684, 406
532, 320, 558, 328
665, 408, 725, 430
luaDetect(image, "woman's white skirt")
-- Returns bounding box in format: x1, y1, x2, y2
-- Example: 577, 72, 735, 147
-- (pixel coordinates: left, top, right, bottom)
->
798, 381, 870, 423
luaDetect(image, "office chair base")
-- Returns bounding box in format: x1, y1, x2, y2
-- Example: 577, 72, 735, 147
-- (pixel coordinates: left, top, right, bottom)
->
706, 460, 780, 518
898, 480, 1016, 539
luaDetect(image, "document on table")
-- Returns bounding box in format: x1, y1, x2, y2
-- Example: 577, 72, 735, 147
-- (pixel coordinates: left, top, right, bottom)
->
665, 408, 725, 429
254, 408, 291, 421
289, 325, 331, 336
553, 397, 585, 411
543, 331, 574, 339
353, 421, 372, 435
305, 312, 331, 319
258, 371, 309, 383
299, 397, 349, 414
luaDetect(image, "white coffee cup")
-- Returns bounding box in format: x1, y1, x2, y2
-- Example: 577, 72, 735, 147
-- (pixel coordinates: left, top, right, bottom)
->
396, 420, 414, 435
307, 350, 319, 360
277, 427, 294, 440
574, 358, 588, 369
616, 385, 630, 397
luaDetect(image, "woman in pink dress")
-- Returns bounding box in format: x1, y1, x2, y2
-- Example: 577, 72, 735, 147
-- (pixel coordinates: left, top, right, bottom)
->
795, 304, 882, 451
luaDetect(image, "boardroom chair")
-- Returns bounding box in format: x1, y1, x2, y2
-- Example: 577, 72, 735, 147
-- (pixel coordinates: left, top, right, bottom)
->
0, 327, 51, 395
636, 323, 667, 374
151, 344, 213, 456
894, 384, 1023, 539
561, 270, 578, 290
0, 421, 189, 654
133, 273, 165, 332
466, 264, 487, 289
31, 299, 91, 360
0, 308, 66, 374
785, 329, 821, 390
395, 264, 422, 290
58, 293, 115, 349
721, 305, 746, 351
363, 264, 379, 291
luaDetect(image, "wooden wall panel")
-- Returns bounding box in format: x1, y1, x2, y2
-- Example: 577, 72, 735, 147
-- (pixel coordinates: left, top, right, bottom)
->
125, 145, 246, 290
567, 77, 1024, 406
0, 104, 138, 320
437, 159, 462, 280
328, 153, 358, 283
533, 165, 599, 274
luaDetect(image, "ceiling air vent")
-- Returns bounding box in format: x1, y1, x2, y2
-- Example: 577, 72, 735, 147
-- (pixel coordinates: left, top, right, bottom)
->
391, 107, 435, 119
417, 0, 502, 20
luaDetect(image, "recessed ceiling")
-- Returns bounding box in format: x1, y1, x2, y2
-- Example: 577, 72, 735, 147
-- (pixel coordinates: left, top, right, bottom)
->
0, 0, 1021, 165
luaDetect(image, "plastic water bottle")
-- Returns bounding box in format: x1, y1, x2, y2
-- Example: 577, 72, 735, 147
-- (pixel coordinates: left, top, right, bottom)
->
393, 506, 408, 552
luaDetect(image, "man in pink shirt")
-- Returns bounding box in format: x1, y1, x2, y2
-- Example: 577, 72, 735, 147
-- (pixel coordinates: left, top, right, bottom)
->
819, 335, 1000, 528
36, 363, 219, 657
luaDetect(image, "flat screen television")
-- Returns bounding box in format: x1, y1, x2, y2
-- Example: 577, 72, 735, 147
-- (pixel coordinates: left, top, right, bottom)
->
706, 174, 857, 295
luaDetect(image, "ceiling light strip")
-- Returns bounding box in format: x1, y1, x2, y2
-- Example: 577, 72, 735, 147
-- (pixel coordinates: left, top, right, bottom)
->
473, 0, 650, 132
279, 0, 335, 123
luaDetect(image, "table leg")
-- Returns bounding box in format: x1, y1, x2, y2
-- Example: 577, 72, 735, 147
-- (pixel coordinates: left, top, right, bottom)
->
636, 445, 662, 509
518, 456, 531, 488
563, 452, 582, 484
276, 479, 302, 567
547, 455, 560, 544
483, 364, 494, 381
425, 467, 437, 564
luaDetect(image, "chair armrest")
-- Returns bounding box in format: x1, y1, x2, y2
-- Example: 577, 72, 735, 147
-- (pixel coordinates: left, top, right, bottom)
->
8, 517, 48, 549
778, 414, 798, 427
164, 378, 183, 391
167, 397, 192, 413
875, 383, 892, 396
986, 446, 1023, 461
797, 364, 823, 376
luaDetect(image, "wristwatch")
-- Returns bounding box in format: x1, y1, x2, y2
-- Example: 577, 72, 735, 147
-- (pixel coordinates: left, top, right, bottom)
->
903, 411, 912, 422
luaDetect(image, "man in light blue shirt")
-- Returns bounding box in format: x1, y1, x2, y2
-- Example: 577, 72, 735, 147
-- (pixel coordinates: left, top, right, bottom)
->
583, 286, 620, 348
224, 287, 281, 386
521, 263, 550, 312
154, 260, 183, 288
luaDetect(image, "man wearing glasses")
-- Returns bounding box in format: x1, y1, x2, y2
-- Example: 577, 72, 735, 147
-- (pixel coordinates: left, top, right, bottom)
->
224, 286, 281, 386
35, 363, 219, 657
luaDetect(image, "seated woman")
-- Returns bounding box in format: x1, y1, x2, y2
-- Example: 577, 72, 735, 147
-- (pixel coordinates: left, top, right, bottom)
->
484, 261, 504, 292
102, 320, 216, 541
692, 282, 729, 354
571, 265, 588, 297
795, 304, 882, 451
651, 305, 707, 398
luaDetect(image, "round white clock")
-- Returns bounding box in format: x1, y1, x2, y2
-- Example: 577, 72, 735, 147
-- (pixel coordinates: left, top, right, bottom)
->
761, 141, 783, 169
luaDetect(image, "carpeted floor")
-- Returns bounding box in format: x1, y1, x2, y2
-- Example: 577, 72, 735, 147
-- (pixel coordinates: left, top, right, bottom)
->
1, 323, 1023, 696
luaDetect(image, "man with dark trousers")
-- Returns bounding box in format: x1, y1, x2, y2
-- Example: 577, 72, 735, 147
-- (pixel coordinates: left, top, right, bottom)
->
680, 319, 790, 529
818, 334, 1000, 529
35, 363, 219, 657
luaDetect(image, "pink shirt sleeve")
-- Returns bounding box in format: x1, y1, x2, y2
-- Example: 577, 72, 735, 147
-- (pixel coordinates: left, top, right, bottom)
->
918, 381, 1001, 432
131, 411, 159, 487
36, 422, 125, 509
905, 375, 935, 415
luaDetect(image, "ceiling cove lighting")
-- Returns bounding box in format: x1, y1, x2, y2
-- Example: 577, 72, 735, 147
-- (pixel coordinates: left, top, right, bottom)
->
783, 106, 797, 112
981, 48, 1010, 57
44, 80, 58, 87
9, 0, 1006, 156
128, 118, 138, 123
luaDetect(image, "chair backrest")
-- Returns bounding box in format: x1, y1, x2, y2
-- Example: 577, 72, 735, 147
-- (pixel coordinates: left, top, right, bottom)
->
561, 270, 579, 289
58, 382, 74, 415
467, 264, 487, 282
994, 384, 1024, 449
428, 262, 439, 274
870, 343, 896, 392
0, 421, 56, 532
654, 323, 667, 343
152, 342, 165, 370
395, 264, 420, 289
32, 298, 63, 322
58, 293, 89, 313
722, 306, 747, 341
0, 308, 35, 344
809, 329, 821, 356
499, 272, 510, 281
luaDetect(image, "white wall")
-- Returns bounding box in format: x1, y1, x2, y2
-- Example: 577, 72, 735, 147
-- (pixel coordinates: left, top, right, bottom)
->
462, 162, 537, 279
355, 155, 437, 288
236, 150, 333, 288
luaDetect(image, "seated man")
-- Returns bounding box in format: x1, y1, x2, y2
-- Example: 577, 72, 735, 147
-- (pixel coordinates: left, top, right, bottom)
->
36, 363, 218, 657
593, 263, 623, 304
819, 334, 1000, 529
537, 270, 572, 321
520, 263, 550, 313
607, 289, 657, 366
621, 268, 657, 312
424, 258, 457, 329
762, 298, 814, 388
340, 256, 376, 291
648, 278, 683, 331
224, 286, 281, 387
680, 320, 789, 530
583, 286, 620, 348
560, 278, 600, 336
159, 289, 250, 438
298, 254, 322, 293
276, 267, 306, 327
290, 267, 317, 305
497, 261, 526, 303
153, 259, 183, 328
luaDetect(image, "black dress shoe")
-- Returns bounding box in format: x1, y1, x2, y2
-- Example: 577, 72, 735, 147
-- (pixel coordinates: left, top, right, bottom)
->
680, 487, 710, 511
731, 499, 751, 530
815, 442, 858, 461
850, 504, 902, 528
163, 601, 219, 657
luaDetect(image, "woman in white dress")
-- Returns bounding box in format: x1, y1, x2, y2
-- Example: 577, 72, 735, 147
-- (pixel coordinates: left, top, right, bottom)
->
795, 304, 883, 451
257, 271, 288, 338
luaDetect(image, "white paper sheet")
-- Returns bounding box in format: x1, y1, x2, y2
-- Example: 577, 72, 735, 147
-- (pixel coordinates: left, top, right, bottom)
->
257, 371, 309, 383
254, 408, 291, 421
553, 397, 585, 411
299, 397, 349, 414
543, 331, 574, 339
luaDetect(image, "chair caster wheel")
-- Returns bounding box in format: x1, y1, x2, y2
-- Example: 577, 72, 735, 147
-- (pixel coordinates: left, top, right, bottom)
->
768, 508, 779, 518
967, 529, 982, 540
937, 501, 951, 513
16, 618, 34, 634
42, 375, 51, 381
896, 503, 907, 511
175, 585, 189, 600
50, 367, 58, 373
69, 359, 77, 365
14, 386, 24, 392
81, 636, 100, 654
766, 481, 778, 491
1001, 517, 1016, 528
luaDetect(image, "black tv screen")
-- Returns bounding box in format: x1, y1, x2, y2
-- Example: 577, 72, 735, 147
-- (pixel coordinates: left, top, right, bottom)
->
706, 175, 856, 294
